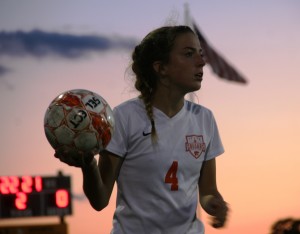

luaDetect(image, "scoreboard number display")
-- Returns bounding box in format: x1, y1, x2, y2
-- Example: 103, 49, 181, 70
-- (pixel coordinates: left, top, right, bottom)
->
0, 174, 72, 219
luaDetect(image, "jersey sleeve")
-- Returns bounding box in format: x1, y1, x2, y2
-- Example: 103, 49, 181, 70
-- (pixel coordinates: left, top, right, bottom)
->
104, 107, 128, 158
204, 113, 224, 161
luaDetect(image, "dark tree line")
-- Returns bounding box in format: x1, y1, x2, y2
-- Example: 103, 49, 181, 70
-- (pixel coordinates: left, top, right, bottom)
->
270, 218, 300, 234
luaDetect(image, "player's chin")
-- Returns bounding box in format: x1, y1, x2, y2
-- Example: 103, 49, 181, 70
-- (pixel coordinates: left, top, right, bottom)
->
192, 79, 202, 89
189, 84, 202, 92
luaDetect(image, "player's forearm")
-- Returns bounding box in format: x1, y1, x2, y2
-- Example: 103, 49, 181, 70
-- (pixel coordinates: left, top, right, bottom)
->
200, 192, 223, 207
81, 158, 109, 211
199, 182, 224, 207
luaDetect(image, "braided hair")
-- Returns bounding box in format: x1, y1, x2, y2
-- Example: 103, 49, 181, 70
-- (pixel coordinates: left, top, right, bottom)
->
131, 25, 194, 142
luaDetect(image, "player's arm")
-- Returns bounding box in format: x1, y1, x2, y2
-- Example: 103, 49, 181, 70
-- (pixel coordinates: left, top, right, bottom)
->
198, 158, 228, 228
81, 150, 123, 211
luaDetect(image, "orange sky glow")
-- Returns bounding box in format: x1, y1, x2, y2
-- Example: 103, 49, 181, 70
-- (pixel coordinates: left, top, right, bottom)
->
0, 1, 299, 234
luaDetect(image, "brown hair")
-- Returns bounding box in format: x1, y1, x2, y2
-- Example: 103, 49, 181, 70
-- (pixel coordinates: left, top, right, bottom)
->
131, 25, 194, 142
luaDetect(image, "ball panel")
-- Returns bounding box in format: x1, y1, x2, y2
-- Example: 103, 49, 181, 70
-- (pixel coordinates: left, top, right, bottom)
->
74, 131, 98, 152
90, 113, 112, 148
82, 94, 105, 114
54, 125, 75, 146
66, 108, 90, 131
44, 127, 59, 149
44, 105, 65, 128
55, 92, 83, 108
104, 105, 115, 129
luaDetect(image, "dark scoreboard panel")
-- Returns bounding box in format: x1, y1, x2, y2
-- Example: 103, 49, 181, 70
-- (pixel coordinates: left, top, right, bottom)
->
0, 175, 72, 219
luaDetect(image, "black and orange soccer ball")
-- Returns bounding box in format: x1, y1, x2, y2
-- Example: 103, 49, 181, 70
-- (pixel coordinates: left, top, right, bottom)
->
44, 89, 114, 157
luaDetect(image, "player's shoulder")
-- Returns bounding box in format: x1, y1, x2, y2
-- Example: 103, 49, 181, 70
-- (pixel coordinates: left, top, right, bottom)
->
113, 97, 144, 113
185, 100, 213, 116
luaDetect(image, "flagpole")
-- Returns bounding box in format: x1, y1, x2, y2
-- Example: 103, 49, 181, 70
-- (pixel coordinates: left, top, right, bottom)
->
184, 3, 190, 27
184, 3, 196, 103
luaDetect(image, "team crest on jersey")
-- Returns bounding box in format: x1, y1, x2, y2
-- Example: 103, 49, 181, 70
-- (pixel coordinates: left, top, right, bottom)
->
185, 135, 206, 159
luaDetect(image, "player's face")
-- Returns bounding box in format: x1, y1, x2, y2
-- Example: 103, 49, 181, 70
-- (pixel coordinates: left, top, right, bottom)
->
163, 32, 205, 95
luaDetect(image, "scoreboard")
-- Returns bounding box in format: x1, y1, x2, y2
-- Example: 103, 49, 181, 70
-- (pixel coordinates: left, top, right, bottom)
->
0, 174, 72, 219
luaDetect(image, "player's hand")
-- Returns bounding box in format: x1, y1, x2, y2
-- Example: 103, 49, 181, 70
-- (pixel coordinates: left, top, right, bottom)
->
202, 195, 229, 228
54, 148, 95, 168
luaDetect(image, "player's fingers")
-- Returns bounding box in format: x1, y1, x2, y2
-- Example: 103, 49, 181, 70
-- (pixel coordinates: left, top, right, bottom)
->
56, 150, 83, 167
54, 148, 95, 168
54, 148, 65, 158
211, 215, 226, 228
211, 202, 229, 228
212, 219, 226, 228
83, 153, 94, 166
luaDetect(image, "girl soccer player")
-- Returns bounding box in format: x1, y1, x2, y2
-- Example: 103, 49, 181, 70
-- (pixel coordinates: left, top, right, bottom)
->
56, 25, 229, 233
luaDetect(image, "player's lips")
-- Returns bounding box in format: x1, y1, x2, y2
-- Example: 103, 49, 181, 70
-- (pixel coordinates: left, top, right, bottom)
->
194, 72, 203, 81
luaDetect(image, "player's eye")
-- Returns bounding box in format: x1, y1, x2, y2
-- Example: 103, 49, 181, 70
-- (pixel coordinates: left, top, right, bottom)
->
185, 51, 193, 57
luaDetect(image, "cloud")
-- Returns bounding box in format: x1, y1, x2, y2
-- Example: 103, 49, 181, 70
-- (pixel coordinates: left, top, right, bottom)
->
0, 65, 13, 89
0, 30, 138, 77
0, 30, 138, 58
0, 65, 10, 76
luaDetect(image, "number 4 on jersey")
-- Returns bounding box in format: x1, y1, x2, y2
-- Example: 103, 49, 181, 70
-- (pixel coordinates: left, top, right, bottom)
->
165, 161, 178, 191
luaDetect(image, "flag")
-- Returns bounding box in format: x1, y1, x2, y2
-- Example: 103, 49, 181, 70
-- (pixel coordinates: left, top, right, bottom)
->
192, 21, 247, 84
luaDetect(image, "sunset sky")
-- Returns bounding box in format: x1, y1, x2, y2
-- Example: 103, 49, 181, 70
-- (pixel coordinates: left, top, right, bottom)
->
0, 1, 300, 233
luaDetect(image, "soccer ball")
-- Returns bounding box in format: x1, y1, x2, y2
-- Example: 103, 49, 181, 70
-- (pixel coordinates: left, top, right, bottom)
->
44, 89, 114, 157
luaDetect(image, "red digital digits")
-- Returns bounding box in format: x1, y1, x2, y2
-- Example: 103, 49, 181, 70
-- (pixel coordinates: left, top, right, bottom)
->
9, 176, 19, 194
0, 176, 11, 194
0, 176, 43, 194
0, 176, 44, 210
35, 176, 43, 192
21, 176, 33, 193
55, 189, 69, 208
15, 192, 27, 210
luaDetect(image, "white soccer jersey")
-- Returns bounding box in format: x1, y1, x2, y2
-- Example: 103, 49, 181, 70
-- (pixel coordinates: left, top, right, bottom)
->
106, 98, 224, 234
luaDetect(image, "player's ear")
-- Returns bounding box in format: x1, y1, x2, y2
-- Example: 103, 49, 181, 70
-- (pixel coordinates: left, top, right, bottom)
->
153, 61, 167, 76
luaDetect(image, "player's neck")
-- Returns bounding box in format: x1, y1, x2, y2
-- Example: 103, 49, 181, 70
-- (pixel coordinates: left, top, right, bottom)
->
152, 91, 184, 118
